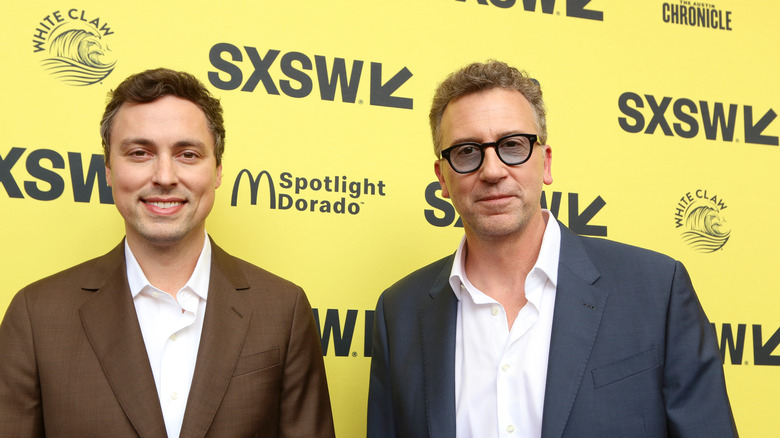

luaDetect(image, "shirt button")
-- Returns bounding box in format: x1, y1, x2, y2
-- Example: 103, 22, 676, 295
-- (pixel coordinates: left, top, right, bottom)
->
170, 333, 177, 341
170, 392, 178, 400
501, 363, 510, 372
151, 292, 159, 298
507, 425, 515, 433
491, 306, 499, 316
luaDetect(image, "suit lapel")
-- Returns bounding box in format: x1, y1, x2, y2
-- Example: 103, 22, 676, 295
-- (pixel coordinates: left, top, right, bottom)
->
541, 225, 607, 438
419, 255, 458, 438
179, 241, 252, 438
79, 243, 168, 438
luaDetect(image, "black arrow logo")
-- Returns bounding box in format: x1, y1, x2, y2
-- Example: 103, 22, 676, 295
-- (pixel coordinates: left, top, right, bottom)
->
744, 106, 778, 146
370, 63, 413, 109
568, 194, 607, 237
753, 325, 780, 366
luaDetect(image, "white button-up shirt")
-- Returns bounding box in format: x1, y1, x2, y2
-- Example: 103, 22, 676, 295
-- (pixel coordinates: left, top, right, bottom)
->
451, 212, 561, 438
126, 234, 211, 438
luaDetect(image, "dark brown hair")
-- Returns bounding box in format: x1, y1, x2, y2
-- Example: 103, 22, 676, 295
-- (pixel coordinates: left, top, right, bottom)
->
100, 68, 225, 166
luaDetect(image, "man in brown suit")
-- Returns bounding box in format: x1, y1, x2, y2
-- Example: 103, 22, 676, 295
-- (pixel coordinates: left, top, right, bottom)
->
0, 68, 335, 437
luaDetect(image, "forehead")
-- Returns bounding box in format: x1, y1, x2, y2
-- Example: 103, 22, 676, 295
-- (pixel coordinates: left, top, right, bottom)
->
440, 88, 537, 145
111, 95, 212, 146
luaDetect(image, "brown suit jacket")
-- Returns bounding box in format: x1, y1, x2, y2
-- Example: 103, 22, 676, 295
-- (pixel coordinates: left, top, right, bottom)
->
0, 239, 335, 437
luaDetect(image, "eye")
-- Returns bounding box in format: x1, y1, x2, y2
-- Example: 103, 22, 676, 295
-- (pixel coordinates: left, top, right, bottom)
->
500, 138, 525, 150
498, 137, 530, 159
180, 151, 199, 160
454, 144, 479, 158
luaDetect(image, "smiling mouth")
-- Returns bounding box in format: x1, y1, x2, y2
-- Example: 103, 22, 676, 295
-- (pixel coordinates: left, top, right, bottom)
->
145, 201, 184, 209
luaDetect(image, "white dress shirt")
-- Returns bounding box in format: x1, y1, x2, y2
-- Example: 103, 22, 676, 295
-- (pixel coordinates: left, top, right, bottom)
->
125, 234, 211, 438
451, 212, 561, 438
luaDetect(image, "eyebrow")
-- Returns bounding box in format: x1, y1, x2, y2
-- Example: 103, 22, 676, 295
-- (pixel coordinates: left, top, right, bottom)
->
449, 131, 528, 146
117, 138, 208, 149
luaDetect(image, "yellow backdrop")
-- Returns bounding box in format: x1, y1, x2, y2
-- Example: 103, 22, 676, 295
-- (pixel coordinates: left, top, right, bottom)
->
1, 0, 777, 436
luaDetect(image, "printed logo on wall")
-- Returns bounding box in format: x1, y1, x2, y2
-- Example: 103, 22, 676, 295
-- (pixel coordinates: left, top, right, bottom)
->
230, 168, 387, 216
208, 44, 413, 110
661, 1, 733, 31
616, 92, 778, 146
674, 190, 730, 253
32, 9, 116, 86
425, 184, 609, 237
453, 0, 604, 21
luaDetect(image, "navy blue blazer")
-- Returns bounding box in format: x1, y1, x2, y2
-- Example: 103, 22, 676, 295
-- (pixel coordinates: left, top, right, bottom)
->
368, 224, 737, 438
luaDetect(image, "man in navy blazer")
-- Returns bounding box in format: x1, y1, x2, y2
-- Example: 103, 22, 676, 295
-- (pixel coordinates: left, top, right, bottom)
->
367, 61, 737, 437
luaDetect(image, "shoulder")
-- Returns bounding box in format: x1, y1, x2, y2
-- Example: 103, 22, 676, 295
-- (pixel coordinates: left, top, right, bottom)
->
584, 235, 672, 260
562, 226, 679, 273
18, 244, 123, 300
209, 247, 320, 346
5, 244, 123, 323
378, 254, 454, 307
561, 229, 687, 296
210, 242, 307, 305
386, 254, 452, 294
232, 256, 303, 293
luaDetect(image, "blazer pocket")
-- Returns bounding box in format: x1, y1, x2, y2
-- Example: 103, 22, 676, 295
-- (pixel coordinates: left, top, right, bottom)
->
591, 345, 661, 389
233, 347, 280, 377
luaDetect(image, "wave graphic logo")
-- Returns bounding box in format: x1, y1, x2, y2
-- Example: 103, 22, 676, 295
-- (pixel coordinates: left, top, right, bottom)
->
674, 191, 731, 253
32, 10, 116, 86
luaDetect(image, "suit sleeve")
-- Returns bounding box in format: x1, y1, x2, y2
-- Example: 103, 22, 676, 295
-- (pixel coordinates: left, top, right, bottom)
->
0, 290, 45, 437
367, 293, 398, 438
278, 287, 335, 438
663, 261, 738, 437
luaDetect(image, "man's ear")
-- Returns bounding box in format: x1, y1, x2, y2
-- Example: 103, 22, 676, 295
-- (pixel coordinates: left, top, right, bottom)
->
542, 144, 553, 186
434, 160, 450, 198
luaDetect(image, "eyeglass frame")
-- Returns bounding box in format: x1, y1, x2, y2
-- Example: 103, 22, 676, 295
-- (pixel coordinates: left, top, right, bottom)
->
439, 133, 539, 174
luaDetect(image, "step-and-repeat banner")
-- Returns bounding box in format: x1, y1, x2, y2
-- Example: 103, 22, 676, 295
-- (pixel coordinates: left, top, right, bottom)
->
1, 0, 776, 436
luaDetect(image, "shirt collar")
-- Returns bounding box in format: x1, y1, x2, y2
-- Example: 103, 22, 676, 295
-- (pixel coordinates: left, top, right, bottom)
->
125, 231, 212, 301
449, 210, 561, 301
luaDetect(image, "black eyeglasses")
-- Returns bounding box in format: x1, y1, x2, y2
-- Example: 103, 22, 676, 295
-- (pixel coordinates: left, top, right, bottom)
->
440, 133, 538, 174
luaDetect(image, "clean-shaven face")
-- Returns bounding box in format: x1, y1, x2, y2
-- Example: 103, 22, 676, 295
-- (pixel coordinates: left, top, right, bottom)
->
106, 95, 222, 247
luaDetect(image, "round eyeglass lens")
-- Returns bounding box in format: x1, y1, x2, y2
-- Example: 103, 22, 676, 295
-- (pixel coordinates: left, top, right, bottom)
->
450, 145, 482, 172
497, 136, 532, 164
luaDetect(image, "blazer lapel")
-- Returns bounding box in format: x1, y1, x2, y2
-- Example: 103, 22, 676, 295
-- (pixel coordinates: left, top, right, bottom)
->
179, 241, 252, 438
541, 225, 607, 438
419, 255, 458, 438
79, 243, 168, 438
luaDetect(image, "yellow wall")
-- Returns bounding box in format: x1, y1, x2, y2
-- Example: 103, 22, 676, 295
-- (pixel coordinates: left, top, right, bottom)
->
1, 1, 777, 436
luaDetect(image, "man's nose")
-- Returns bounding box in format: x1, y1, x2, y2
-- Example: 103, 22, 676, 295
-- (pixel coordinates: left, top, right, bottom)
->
478, 146, 508, 181
152, 156, 178, 186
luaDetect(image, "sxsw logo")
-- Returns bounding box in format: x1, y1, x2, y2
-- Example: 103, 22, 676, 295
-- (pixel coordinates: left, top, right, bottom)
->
425, 183, 608, 237
618, 92, 778, 146
0, 147, 112, 203
714, 323, 780, 366
455, 0, 603, 21
313, 308, 374, 357
312, 311, 780, 364
208, 44, 413, 109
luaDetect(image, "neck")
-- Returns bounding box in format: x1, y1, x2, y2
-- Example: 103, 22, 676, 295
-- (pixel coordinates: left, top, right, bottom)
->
126, 230, 206, 297
463, 211, 548, 328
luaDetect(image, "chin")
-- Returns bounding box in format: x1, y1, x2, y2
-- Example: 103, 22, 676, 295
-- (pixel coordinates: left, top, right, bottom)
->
134, 226, 192, 244
469, 222, 523, 238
